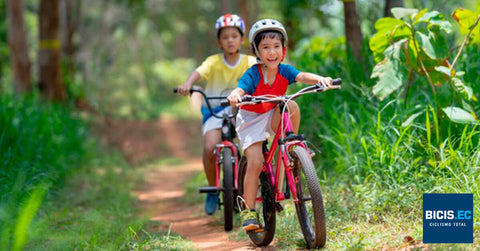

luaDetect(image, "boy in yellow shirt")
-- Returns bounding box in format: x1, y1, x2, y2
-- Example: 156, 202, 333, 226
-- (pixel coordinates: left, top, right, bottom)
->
177, 14, 256, 215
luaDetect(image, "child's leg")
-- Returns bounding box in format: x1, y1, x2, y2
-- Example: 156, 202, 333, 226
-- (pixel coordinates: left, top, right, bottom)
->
242, 142, 264, 209
271, 101, 300, 133
203, 129, 221, 186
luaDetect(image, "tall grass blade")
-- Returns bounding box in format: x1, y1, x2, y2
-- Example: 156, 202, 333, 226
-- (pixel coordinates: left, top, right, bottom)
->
13, 183, 49, 251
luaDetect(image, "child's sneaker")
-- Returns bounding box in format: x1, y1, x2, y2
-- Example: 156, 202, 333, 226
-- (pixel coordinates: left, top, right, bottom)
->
240, 209, 259, 231
204, 192, 219, 215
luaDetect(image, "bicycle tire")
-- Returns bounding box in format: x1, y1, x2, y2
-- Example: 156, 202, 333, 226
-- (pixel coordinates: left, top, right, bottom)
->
238, 157, 276, 246
291, 147, 326, 248
222, 148, 234, 231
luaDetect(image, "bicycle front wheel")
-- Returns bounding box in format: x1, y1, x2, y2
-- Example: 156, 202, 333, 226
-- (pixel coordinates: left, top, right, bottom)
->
222, 148, 234, 231
238, 157, 276, 246
291, 147, 326, 249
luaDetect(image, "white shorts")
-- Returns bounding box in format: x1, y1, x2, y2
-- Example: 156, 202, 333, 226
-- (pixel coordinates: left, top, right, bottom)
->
236, 109, 275, 151
202, 107, 233, 135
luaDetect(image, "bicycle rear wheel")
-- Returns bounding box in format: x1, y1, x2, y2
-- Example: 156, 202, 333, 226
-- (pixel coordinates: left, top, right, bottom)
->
222, 148, 234, 231
291, 147, 326, 248
238, 157, 276, 246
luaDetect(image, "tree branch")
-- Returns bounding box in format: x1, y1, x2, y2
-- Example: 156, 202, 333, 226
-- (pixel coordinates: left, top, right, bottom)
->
450, 14, 480, 70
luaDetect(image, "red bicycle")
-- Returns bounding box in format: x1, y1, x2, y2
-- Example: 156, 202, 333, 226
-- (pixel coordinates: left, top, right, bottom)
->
230, 79, 341, 248
174, 86, 240, 231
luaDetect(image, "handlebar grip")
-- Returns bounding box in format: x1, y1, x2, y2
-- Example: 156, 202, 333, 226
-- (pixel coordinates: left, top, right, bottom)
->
173, 87, 196, 94
220, 99, 230, 107
242, 95, 252, 102
221, 95, 253, 107
332, 78, 342, 85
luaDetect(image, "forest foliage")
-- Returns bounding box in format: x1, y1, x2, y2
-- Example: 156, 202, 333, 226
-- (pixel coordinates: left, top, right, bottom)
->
1, 0, 479, 249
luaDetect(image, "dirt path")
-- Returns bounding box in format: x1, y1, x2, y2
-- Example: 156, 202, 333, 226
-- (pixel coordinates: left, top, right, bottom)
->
135, 159, 257, 250
97, 115, 270, 250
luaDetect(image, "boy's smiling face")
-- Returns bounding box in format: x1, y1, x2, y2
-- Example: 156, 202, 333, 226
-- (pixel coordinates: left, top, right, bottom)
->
217, 27, 243, 54
257, 36, 283, 69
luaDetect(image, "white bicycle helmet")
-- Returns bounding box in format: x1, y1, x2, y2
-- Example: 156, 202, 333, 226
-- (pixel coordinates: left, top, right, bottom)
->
215, 14, 246, 36
249, 19, 288, 45
249, 19, 288, 61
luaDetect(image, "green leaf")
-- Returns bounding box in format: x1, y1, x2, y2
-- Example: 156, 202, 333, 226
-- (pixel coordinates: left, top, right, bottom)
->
417, 10, 453, 33
451, 77, 476, 101
371, 59, 403, 100
442, 106, 477, 124
415, 31, 447, 59
435, 66, 451, 76
391, 7, 418, 19
374, 17, 406, 31
452, 9, 480, 43
371, 40, 409, 100
370, 18, 410, 62
402, 110, 424, 127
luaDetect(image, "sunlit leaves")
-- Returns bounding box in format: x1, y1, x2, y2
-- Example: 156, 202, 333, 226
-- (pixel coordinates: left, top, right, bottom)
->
451, 77, 477, 101
391, 7, 418, 19
416, 30, 448, 60
402, 110, 424, 127
452, 8, 480, 43
370, 18, 411, 62
442, 106, 477, 124
416, 11, 453, 33
434, 66, 452, 76
369, 6, 479, 125
371, 40, 408, 100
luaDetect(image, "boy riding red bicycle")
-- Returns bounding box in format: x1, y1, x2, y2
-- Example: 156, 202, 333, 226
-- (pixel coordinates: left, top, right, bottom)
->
226, 18, 334, 232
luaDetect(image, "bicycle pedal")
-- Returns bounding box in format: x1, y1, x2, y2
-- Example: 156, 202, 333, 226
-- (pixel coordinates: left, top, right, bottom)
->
275, 202, 283, 212
198, 186, 220, 193
308, 149, 316, 157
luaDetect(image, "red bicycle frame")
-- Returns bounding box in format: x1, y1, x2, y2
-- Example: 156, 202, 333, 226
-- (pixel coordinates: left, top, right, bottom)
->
214, 141, 239, 189
260, 106, 309, 203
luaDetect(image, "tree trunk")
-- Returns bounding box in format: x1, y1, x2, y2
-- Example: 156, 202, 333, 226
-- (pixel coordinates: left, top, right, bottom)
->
220, 0, 231, 14
175, 35, 189, 58
239, 0, 250, 36
38, 0, 65, 101
343, 0, 363, 62
62, 0, 79, 77
384, 0, 404, 17
7, 0, 32, 93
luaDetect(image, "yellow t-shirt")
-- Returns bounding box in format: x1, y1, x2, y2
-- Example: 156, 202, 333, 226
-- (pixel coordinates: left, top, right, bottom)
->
196, 53, 256, 107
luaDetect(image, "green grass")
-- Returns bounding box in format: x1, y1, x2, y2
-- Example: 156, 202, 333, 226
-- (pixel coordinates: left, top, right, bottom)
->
0, 93, 93, 250
287, 34, 480, 249
24, 152, 196, 250
181, 90, 479, 249
0, 93, 195, 250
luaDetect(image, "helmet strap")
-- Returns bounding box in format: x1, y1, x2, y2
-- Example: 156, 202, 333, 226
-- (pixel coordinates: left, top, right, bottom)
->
262, 65, 268, 84
281, 47, 286, 61
253, 43, 262, 63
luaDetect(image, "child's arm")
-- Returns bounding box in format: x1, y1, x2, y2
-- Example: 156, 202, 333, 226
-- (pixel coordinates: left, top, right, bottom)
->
227, 88, 245, 107
296, 72, 333, 87
177, 71, 201, 96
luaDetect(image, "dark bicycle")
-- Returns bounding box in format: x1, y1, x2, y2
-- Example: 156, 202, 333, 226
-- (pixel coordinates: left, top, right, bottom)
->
174, 86, 240, 231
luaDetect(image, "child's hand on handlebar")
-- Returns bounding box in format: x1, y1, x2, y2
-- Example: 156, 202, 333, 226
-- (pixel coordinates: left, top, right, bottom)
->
316, 77, 333, 88
177, 83, 191, 96
227, 92, 242, 107
227, 88, 245, 107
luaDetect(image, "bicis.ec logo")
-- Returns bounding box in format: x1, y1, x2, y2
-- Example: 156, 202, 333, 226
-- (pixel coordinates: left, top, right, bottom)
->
423, 193, 473, 243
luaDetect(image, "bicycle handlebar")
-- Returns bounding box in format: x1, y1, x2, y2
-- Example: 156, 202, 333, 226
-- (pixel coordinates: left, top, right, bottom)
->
173, 86, 237, 119
332, 78, 342, 86
221, 78, 342, 107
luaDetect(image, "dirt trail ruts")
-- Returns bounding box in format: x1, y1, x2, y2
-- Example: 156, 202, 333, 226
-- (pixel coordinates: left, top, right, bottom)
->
97, 114, 272, 250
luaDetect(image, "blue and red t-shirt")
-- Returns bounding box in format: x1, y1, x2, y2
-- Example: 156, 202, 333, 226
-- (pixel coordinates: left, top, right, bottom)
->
237, 64, 300, 113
